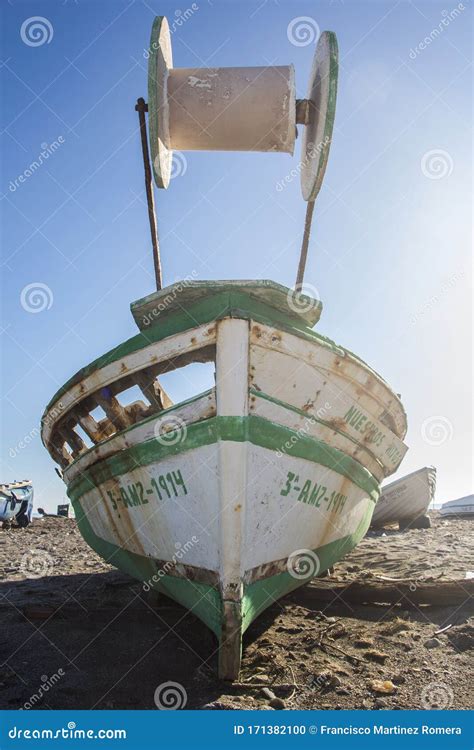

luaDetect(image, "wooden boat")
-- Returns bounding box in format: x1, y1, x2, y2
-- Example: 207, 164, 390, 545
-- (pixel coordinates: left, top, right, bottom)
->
41, 18, 408, 679
440, 494, 474, 518
0, 480, 34, 527
370, 466, 436, 529
41, 281, 407, 678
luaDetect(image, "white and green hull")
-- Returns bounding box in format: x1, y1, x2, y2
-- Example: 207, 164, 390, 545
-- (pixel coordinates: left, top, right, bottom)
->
42, 281, 407, 679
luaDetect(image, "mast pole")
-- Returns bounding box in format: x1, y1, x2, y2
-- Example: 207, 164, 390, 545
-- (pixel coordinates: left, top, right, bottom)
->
135, 97, 162, 291
295, 200, 315, 291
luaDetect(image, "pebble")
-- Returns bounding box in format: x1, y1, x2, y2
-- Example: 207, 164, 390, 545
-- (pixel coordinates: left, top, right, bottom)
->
364, 650, 389, 664
269, 697, 286, 710
392, 674, 406, 685
370, 680, 396, 695
201, 701, 231, 710
424, 638, 442, 649
354, 638, 374, 649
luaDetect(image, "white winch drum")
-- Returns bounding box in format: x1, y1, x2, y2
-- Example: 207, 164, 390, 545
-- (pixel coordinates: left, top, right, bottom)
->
167, 66, 296, 153
147, 15, 338, 200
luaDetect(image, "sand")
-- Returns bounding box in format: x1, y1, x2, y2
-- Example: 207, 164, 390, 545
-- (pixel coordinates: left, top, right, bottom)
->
0, 512, 472, 710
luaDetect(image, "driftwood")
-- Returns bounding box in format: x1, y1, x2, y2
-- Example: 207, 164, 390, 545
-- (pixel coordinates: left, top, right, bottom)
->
298, 579, 474, 608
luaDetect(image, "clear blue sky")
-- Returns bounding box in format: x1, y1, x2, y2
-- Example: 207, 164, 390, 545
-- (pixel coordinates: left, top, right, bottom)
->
1, 0, 472, 512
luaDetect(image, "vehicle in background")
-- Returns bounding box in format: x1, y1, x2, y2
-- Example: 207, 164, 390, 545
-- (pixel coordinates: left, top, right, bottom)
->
0, 480, 34, 527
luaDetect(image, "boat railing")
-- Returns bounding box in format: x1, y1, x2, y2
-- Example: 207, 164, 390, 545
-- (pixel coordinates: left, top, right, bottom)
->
42, 327, 217, 469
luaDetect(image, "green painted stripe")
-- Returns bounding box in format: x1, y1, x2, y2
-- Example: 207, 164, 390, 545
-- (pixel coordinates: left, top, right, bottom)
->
131, 280, 322, 328
306, 31, 339, 202
67, 415, 380, 503
42, 288, 381, 417
242, 500, 373, 631
73, 492, 374, 639
250, 388, 386, 468
67, 418, 219, 501
148, 17, 166, 189
248, 417, 379, 500
64, 388, 215, 475
251, 387, 330, 421
43, 285, 404, 438
73, 496, 223, 636
43, 290, 323, 415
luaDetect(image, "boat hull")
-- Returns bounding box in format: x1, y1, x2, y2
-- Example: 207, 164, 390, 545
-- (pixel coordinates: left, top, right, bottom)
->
42, 280, 407, 679
371, 466, 436, 528
68, 415, 377, 668
440, 494, 474, 518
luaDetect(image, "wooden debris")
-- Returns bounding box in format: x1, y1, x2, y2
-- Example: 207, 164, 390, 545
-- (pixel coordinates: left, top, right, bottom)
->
302, 578, 474, 607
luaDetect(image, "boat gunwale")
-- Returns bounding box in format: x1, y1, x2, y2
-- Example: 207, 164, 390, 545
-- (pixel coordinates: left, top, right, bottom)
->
62, 388, 216, 483
41, 323, 217, 451
42, 286, 407, 444
62, 379, 405, 486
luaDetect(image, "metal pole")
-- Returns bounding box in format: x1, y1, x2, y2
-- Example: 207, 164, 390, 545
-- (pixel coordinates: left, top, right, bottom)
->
135, 97, 162, 291
295, 200, 315, 291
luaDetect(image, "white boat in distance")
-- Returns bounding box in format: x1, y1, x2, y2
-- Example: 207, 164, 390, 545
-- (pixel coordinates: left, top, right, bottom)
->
371, 466, 436, 529
440, 494, 474, 518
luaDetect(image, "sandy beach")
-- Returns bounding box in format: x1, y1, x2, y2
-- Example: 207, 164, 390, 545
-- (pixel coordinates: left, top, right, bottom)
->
0, 512, 472, 711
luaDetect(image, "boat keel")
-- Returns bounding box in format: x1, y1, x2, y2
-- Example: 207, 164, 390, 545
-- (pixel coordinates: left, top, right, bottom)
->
218, 600, 242, 681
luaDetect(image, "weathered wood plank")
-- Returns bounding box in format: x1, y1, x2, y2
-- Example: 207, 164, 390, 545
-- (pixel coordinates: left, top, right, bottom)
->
133, 369, 173, 411
298, 579, 474, 607
42, 323, 216, 447
94, 391, 130, 432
